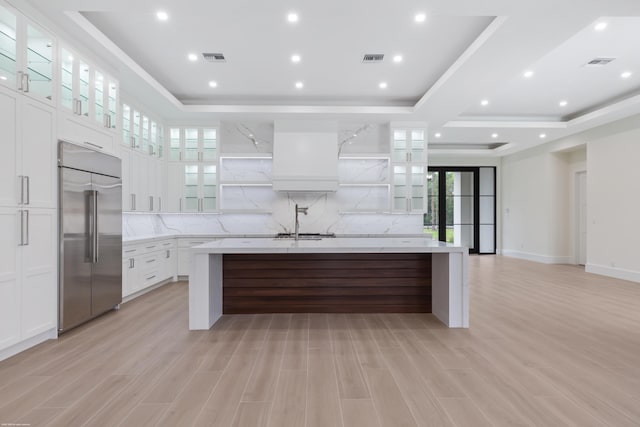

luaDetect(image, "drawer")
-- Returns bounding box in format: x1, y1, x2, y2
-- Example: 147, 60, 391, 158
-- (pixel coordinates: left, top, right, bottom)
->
141, 270, 160, 287
122, 245, 142, 257
140, 253, 160, 271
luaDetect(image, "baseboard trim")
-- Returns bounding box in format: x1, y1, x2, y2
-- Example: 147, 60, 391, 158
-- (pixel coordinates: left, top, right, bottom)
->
502, 250, 573, 265
0, 328, 57, 362
585, 264, 640, 284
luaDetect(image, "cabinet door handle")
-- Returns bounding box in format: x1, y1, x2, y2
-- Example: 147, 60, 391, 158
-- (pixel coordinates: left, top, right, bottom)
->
158, 197, 162, 212
18, 210, 24, 246
84, 141, 103, 150
24, 73, 30, 93
17, 71, 24, 91
179, 198, 182, 212
129, 258, 135, 268
166, 250, 170, 259
103, 113, 109, 128
23, 210, 29, 246
24, 176, 29, 205
130, 136, 136, 148
149, 196, 153, 211
18, 175, 24, 204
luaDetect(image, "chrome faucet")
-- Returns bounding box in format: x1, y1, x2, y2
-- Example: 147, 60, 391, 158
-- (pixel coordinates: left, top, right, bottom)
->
294, 204, 308, 240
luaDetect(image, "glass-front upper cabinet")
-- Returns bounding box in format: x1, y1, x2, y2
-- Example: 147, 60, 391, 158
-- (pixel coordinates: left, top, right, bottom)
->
0, 5, 17, 88
0, 4, 54, 105
122, 103, 131, 146
392, 128, 426, 163
392, 164, 426, 212
60, 44, 119, 130
390, 124, 428, 212
168, 127, 218, 162
182, 164, 217, 212
25, 22, 53, 102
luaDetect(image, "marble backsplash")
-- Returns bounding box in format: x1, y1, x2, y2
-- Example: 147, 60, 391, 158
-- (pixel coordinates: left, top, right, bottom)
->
123, 212, 424, 238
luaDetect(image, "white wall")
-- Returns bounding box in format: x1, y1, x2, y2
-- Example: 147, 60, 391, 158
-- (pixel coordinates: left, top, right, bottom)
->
586, 124, 640, 282
501, 113, 640, 283
501, 145, 573, 263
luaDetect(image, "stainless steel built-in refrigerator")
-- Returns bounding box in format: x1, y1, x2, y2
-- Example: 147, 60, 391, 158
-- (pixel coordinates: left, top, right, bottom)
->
58, 140, 122, 332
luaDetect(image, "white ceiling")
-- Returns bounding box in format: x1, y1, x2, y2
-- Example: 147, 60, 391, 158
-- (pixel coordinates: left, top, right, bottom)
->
19, 0, 640, 155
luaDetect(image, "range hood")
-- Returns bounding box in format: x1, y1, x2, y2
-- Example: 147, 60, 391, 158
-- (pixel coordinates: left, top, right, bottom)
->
272, 120, 338, 192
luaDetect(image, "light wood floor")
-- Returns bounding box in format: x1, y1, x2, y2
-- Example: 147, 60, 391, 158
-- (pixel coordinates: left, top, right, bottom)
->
1, 255, 639, 427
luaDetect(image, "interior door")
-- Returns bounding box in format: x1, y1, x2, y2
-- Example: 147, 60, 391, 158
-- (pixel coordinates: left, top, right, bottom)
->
90, 173, 122, 315
60, 167, 92, 331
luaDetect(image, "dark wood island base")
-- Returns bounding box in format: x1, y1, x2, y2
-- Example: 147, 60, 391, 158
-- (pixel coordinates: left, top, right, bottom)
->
222, 253, 432, 314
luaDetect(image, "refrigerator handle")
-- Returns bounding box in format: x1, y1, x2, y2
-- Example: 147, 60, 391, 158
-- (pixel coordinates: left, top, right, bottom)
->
88, 190, 99, 263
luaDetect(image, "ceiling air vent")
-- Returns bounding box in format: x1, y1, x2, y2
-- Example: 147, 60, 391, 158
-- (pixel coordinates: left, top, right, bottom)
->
584, 57, 615, 67
362, 53, 384, 63
202, 53, 226, 62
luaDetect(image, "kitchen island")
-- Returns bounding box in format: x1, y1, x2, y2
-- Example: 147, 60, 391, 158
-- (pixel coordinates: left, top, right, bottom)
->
189, 237, 468, 329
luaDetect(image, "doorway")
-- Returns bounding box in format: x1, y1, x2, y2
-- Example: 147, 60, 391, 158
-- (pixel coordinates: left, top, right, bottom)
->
576, 171, 587, 265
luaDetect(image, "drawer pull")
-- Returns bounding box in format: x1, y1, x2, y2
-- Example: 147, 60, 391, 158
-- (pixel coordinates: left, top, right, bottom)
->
146, 245, 156, 249
146, 275, 156, 280
124, 249, 136, 253
146, 259, 156, 263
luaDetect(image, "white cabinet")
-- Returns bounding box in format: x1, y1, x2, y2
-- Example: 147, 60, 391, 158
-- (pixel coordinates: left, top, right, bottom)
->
0, 208, 20, 349
59, 45, 118, 132
0, 201, 56, 351
58, 114, 116, 155
19, 208, 56, 338
168, 127, 217, 162
0, 85, 56, 209
167, 163, 217, 212
122, 147, 162, 212
122, 239, 177, 300
390, 127, 428, 213
0, 58, 57, 357
0, 2, 55, 107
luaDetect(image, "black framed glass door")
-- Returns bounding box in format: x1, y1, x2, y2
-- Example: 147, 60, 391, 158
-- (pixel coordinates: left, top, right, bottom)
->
425, 167, 496, 254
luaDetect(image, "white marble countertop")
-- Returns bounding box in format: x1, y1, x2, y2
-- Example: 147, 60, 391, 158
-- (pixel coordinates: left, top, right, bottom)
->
191, 237, 466, 254
122, 233, 433, 245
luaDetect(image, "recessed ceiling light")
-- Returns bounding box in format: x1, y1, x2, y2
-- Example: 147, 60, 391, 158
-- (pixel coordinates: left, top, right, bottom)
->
523, 70, 534, 78
539, 133, 547, 139
393, 55, 403, 63
188, 53, 198, 62
156, 11, 169, 21
415, 13, 426, 23
208, 81, 218, 88
434, 133, 441, 138
480, 99, 489, 106
291, 54, 301, 63
621, 71, 632, 79
287, 12, 299, 23
295, 81, 304, 89
379, 82, 388, 89
559, 100, 568, 107
491, 133, 498, 139
594, 22, 608, 31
